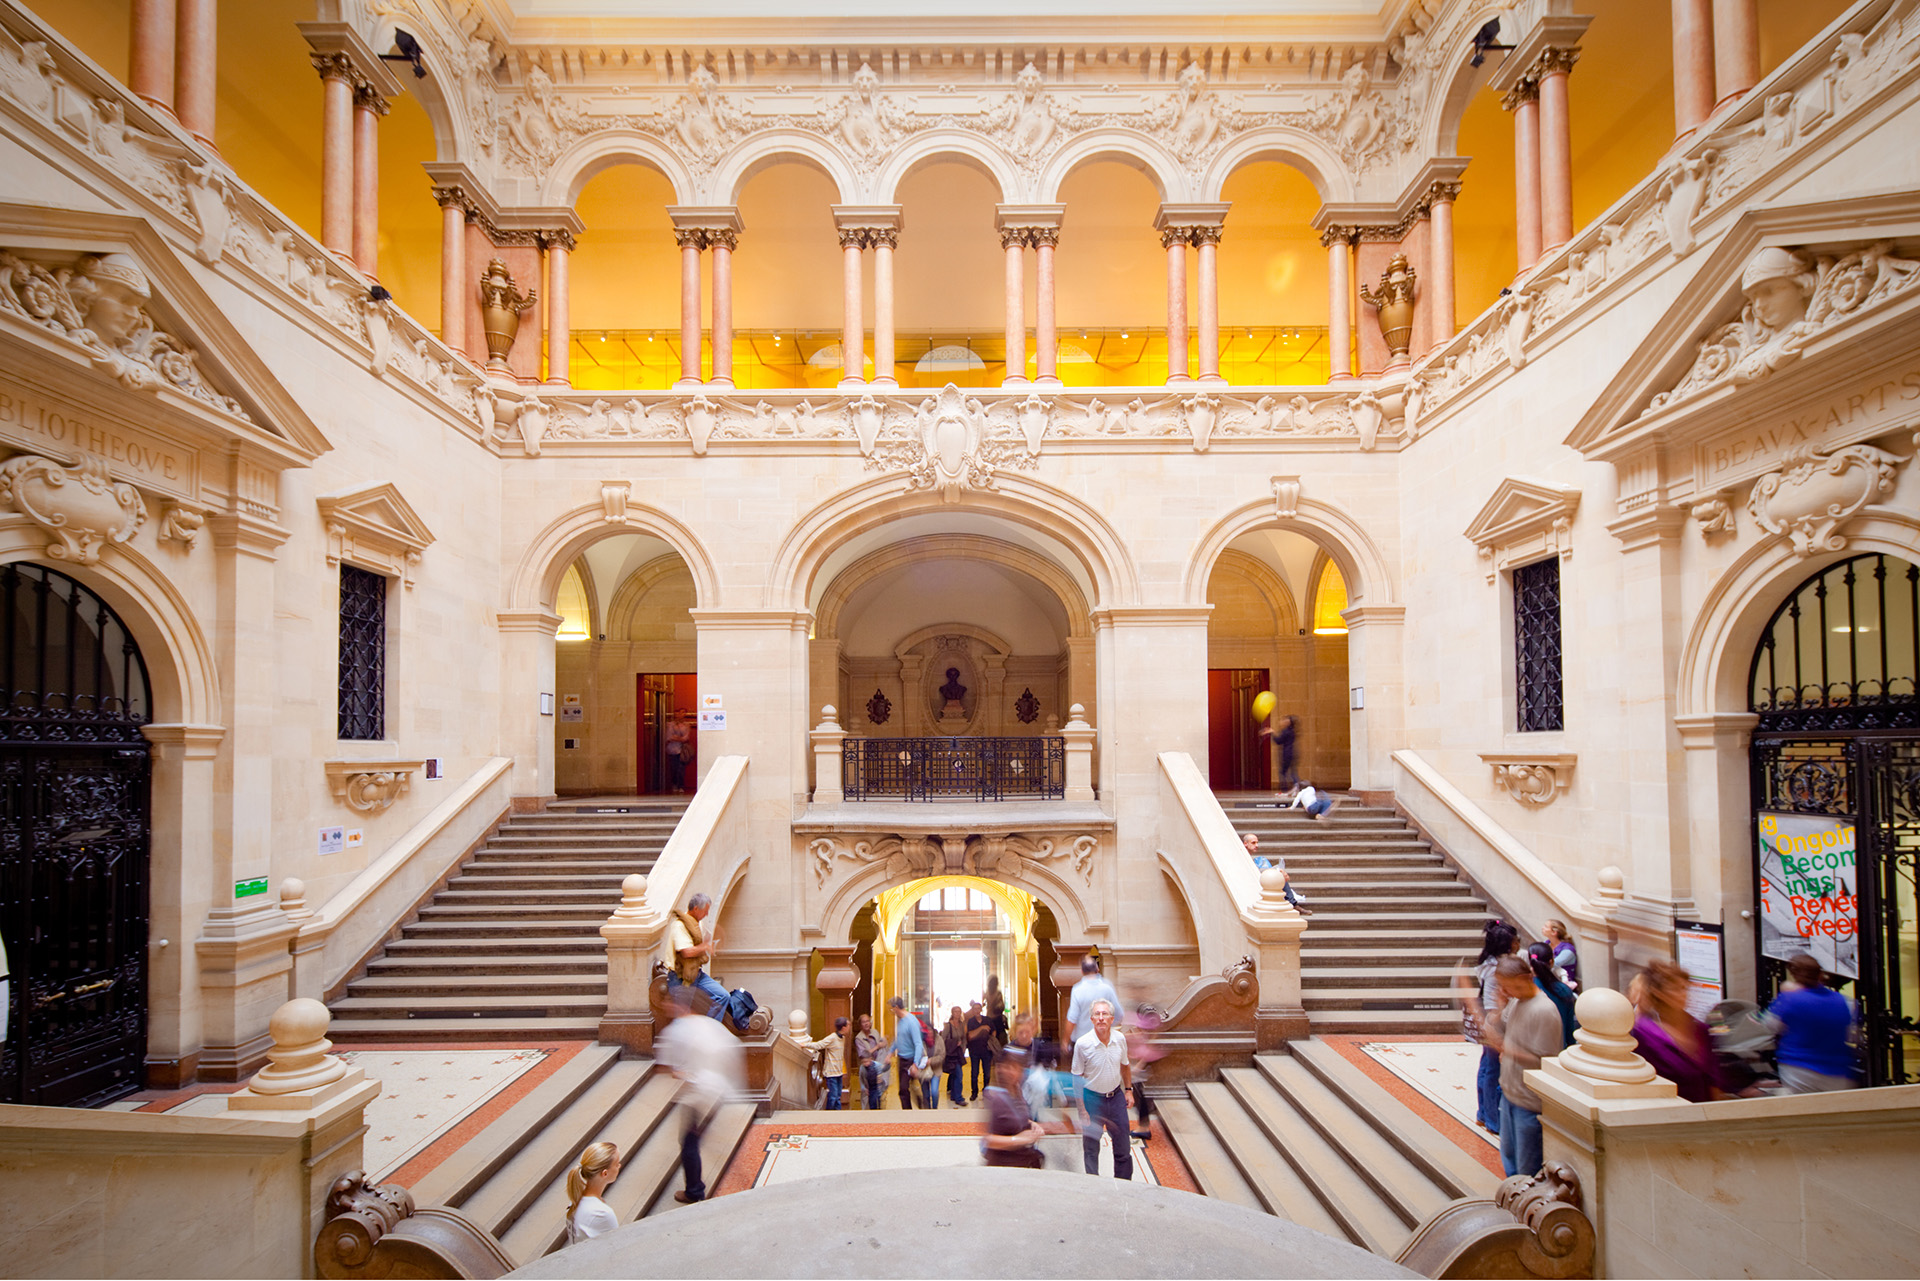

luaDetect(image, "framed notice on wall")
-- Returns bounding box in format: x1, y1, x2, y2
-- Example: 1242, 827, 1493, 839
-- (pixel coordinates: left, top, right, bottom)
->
1756, 810, 1859, 979
1674, 920, 1725, 1020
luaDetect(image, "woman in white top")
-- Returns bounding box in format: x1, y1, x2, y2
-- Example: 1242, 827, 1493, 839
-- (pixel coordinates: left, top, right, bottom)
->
565, 1141, 621, 1246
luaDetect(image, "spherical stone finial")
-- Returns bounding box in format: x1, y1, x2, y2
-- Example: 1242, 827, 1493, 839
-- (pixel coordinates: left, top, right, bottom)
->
788, 1010, 810, 1040
1259, 866, 1289, 896
1598, 865, 1625, 892
1573, 986, 1635, 1039
1068, 703, 1085, 719
270, 996, 331, 1050
610, 873, 649, 922
623, 873, 647, 899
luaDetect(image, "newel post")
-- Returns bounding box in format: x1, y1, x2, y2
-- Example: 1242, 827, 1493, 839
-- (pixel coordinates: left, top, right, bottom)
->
811, 705, 847, 804
815, 945, 861, 1106
1241, 866, 1310, 1050
600, 873, 667, 1054
1061, 703, 1095, 802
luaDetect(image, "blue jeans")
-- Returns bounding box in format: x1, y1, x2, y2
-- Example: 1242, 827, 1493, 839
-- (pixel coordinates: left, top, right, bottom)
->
947, 1065, 966, 1105
679, 1104, 708, 1200
1499, 1097, 1542, 1178
666, 969, 730, 1020
824, 1074, 843, 1110
862, 1063, 885, 1109
1477, 1046, 1504, 1133
1081, 1086, 1135, 1179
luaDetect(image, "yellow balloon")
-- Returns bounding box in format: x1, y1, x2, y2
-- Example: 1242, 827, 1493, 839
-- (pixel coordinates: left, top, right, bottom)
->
1252, 691, 1277, 722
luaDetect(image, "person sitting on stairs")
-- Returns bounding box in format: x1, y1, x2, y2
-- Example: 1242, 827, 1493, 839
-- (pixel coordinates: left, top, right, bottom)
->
667, 892, 729, 1020
1240, 832, 1312, 916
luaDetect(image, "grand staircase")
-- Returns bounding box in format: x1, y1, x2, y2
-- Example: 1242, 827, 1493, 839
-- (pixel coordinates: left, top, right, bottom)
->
1158, 1040, 1499, 1259
328, 797, 687, 1042
1218, 794, 1490, 1036
401, 1042, 756, 1265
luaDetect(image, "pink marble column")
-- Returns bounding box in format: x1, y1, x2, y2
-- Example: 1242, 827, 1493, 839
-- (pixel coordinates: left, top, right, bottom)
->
1537, 52, 1577, 254
1325, 232, 1353, 381
1712, 0, 1760, 105
676, 228, 704, 386
173, 0, 216, 144
1002, 228, 1028, 384
130, 0, 175, 113
870, 228, 897, 387
351, 86, 386, 278
1033, 228, 1060, 385
1505, 80, 1543, 272
1672, 0, 1716, 136
1164, 228, 1190, 383
314, 57, 355, 258
436, 190, 466, 353
545, 238, 571, 387
839, 227, 865, 386
1428, 185, 1459, 343
709, 229, 735, 386
1195, 227, 1222, 382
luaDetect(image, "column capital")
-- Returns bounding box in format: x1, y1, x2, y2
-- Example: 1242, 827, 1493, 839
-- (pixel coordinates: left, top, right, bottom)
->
838, 226, 870, 250
1027, 226, 1060, 249
1159, 226, 1189, 249
1532, 45, 1582, 78
539, 228, 578, 253
309, 51, 363, 87
352, 83, 390, 115
863, 227, 897, 250
1319, 224, 1356, 248
297, 22, 403, 99
1426, 179, 1463, 205
431, 184, 473, 213
674, 227, 708, 250
1500, 77, 1541, 111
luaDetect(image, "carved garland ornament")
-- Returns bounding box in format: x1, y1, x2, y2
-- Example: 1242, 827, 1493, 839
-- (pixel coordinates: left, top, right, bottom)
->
0, 452, 147, 564
808, 831, 1099, 888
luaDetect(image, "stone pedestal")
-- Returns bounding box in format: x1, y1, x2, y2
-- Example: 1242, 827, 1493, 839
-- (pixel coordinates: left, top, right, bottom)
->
600, 874, 667, 1054
1240, 867, 1310, 1050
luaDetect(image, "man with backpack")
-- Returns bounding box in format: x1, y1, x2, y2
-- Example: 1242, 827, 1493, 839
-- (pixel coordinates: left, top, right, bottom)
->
668, 892, 730, 1020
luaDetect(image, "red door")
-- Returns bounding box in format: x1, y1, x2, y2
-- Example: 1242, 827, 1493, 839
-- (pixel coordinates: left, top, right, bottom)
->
1207, 668, 1271, 791
637, 673, 698, 794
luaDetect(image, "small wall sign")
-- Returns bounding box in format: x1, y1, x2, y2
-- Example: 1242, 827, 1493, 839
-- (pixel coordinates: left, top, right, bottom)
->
234, 876, 269, 899
318, 826, 345, 855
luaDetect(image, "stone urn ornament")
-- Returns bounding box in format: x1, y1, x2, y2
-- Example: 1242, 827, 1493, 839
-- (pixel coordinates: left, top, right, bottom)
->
1359, 253, 1419, 361
477, 258, 536, 374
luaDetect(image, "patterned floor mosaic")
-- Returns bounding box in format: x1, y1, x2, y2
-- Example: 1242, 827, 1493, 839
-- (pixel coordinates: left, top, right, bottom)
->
1358, 1040, 1497, 1147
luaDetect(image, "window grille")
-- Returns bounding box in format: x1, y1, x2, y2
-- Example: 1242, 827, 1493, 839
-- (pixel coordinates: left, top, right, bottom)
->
338, 564, 387, 740
1514, 558, 1564, 732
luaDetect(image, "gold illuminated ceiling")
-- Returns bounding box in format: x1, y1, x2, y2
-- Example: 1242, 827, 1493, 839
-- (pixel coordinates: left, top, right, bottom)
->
48, 0, 1851, 365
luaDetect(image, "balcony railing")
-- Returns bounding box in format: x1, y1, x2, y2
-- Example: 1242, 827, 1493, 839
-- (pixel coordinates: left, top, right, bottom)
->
841, 736, 1066, 801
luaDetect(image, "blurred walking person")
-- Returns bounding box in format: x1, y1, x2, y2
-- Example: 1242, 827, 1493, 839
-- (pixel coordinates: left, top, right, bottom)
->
656, 988, 744, 1204
1767, 954, 1858, 1094
1491, 955, 1563, 1178
942, 1006, 968, 1106
1458, 919, 1519, 1134
890, 995, 928, 1110
981, 1048, 1046, 1169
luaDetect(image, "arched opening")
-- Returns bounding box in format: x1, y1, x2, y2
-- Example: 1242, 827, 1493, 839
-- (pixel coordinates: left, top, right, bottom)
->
1053, 159, 1166, 385
893, 157, 1007, 386
551, 534, 700, 797
734, 157, 845, 388
1, 561, 153, 1107
1204, 532, 1351, 792
1747, 552, 1919, 1086
1216, 159, 1330, 383
566, 162, 680, 389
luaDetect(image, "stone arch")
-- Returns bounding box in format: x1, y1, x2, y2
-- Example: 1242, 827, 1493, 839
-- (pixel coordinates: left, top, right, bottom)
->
871, 132, 1022, 205
0, 531, 220, 727
816, 855, 1096, 950
1184, 494, 1396, 610
867, 874, 1039, 952
604, 552, 698, 639
1199, 131, 1354, 205
771, 474, 1141, 616
1206, 548, 1303, 636
710, 130, 861, 206
508, 500, 720, 615
541, 133, 697, 207
1678, 510, 1920, 720
814, 534, 1093, 641
1416, 3, 1509, 158
1036, 131, 1190, 204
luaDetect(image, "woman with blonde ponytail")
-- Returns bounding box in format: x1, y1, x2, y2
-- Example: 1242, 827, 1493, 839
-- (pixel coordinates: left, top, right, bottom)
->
564, 1141, 621, 1245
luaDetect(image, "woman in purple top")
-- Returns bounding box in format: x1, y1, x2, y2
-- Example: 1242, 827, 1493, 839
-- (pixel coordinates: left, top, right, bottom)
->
981, 1048, 1046, 1168
1631, 959, 1723, 1102
1766, 954, 1858, 1093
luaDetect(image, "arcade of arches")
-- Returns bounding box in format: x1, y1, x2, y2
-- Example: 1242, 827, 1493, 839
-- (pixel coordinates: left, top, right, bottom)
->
7, 8, 1920, 1269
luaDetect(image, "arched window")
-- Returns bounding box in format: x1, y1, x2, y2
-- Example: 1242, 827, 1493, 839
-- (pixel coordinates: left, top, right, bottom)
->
1749, 553, 1918, 731
1311, 560, 1348, 635
1, 561, 151, 743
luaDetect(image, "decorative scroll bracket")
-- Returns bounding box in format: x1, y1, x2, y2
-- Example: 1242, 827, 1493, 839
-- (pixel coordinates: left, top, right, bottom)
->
324, 759, 426, 812
1480, 753, 1577, 807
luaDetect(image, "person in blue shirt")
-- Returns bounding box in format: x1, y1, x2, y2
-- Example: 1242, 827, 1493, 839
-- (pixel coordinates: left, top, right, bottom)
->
889, 995, 928, 1109
1766, 953, 1857, 1093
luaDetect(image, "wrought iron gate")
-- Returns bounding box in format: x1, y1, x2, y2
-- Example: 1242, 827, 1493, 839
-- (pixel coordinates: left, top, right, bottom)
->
1749, 553, 1919, 1086
0, 563, 152, 1107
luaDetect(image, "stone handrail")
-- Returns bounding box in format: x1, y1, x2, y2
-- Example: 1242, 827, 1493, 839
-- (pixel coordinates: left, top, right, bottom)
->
1156, 751, 1308, 1048
600, 754, 751, 1054
1391, 749, 1625, 982
289, 756, 513, 1001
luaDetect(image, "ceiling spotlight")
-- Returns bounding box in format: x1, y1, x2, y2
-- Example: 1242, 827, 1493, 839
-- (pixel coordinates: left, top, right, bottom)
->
1468, 18, 1513, 69
1120, 332, 1128, 340
381, 28, 429, 79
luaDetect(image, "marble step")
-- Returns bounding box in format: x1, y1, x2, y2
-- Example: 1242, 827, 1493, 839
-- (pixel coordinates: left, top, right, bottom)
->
1288, 1040, 1498, 1201
1305, 1008, 1462, 1034
1152, 1096, 1262, 1212
1186, 1081, 1350, 1241
327, 1014, 602, 1042
1298, 965, 1458, 988
381, 934, 606, 956
367, 953, 610, 977
346, 973, 608, 999
329, 991, 607, 1020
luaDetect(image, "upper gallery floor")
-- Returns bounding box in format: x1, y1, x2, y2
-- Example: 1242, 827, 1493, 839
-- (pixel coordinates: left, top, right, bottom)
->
38, 0, 1849, 394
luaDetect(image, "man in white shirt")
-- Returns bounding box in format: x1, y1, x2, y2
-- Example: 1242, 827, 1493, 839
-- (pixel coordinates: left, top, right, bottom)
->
1064, 955, 1120, 1048
1070, 999, 1133, 1180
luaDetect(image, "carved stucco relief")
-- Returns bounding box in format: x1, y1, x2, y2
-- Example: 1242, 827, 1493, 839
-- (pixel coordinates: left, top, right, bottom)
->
0, 452, 146, 563
1745, 441, 1910, 557
809, 831, 1099, 889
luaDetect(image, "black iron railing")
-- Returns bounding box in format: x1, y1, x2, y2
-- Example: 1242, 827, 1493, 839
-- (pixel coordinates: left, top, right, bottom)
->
842, 736, 1065, 801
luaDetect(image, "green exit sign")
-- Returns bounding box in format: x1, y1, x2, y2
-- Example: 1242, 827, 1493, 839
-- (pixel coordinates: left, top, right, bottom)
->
234, 876, 269, 900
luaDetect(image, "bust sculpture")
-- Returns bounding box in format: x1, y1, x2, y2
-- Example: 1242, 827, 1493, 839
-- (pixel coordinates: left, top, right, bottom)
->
939, 667, 967, 714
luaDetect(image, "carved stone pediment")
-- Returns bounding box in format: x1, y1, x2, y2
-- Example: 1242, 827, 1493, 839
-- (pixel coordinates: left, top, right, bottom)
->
1567, 196, 1920, 481
317, 484, 434, 587
1463, 478, 1582, 584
